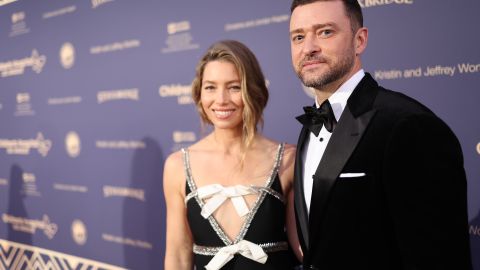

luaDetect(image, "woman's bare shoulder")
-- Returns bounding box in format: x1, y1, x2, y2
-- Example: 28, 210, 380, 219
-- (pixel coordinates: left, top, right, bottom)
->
164, 150, 183, 171
282, 143, 296, 161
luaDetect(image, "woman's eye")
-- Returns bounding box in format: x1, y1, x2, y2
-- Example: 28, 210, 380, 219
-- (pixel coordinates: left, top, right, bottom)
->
229, 85, 241, 91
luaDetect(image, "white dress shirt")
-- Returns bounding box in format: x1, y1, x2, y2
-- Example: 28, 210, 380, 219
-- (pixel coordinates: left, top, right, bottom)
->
302, 70, 365, 213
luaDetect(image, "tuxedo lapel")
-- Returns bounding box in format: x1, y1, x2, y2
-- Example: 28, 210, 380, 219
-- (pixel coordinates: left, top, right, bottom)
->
308, 73, 379, 247
294, 126, 310, 250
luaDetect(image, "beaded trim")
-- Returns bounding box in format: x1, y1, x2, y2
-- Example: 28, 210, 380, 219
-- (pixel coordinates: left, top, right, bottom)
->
182, 147, 232, 245
250, 186, 285, 204
182, 143, 285, 246
233, 143, 284, 243
193, 241, 289, 256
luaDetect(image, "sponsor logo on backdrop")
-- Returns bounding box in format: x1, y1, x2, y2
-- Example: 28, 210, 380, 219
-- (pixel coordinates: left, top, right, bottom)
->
72, 219, 87, 245
60, 42, 75, 69
374, 62, 480, 80
0, 178, 7, 186
0, 0, 19, 6
168, 20, 190, 34
103, 185, 146, 201
159, 84, 193, 105
53, 183, 88, 193
161, 20, 199, 53
96, 140, 146, 149
42, 5, 76, 19
2, 214, 58, 239
302, 84, 316, 99
97, 88, 139, 104
358, 0, 413, 8
15, 92, 35, 116
47, 96, 82, 105
173, 131, 196, 143
11, 11, 24, 24
92, 0, 115, 9
90, 39, 141, 54
102, 233, 153, 250
10, 11, 30, 37
0, 239, 126, 270
0, 132, 52, 156
171, 131, 197, 152
21, 172, 41, 196
0, 49, 46, 77
225, 14, 289, 32
471, 224, 480, 237
65, 131, 81, 158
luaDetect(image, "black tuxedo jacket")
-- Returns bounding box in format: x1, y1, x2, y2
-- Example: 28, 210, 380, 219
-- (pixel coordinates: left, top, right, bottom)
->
294, 73, 472, 270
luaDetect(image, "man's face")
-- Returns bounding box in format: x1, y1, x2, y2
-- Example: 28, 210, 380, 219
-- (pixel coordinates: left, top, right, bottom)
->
290, 1, 356, 90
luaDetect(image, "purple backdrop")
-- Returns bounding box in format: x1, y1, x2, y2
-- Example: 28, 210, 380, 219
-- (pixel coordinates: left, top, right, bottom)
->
0, 0, 479, 269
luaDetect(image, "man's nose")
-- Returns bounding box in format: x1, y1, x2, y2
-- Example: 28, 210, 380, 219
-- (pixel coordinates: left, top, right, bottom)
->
302, 34, 320, 55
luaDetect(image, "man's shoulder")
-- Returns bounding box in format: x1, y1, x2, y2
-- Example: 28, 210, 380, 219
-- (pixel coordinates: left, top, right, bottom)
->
373, 87, 458, 139
359, 74, 461, 150
358, 73, 433, 116
374, 86, 434, 117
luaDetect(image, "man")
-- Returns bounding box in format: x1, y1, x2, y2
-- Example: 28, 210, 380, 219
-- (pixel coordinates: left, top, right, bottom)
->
290, 1, 472, 269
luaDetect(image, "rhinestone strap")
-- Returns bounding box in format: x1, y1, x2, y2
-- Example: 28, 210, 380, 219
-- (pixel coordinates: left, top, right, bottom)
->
182, 148, 233, 245
233, 143, 284, 243
250, 186, 285, 204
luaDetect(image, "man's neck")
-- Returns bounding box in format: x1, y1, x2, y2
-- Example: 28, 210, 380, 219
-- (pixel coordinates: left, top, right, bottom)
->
314, 65, 362, 104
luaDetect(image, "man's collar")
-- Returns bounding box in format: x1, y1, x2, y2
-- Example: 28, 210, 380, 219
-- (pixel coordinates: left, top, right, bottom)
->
315, 69, 365, 121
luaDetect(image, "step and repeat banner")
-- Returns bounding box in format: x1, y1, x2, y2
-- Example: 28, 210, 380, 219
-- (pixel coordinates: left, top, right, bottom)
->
0, 0, 479, 269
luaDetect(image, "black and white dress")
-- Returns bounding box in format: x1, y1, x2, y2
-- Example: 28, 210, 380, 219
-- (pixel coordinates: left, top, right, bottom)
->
182, 143, 298, 270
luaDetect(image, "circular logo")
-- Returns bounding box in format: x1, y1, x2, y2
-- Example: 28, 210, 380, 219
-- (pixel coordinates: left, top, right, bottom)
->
72, 219, 87, 245
65, 131, 81, 158
477, 143, 480, 155
60, 42, 75, 69
302, 84, 316, 99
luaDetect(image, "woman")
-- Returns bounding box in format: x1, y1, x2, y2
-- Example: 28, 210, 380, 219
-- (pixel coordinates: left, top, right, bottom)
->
163, 40, 301, 270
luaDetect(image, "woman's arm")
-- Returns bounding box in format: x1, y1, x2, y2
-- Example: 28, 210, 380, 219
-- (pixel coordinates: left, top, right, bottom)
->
163, 152, 194, 270
280, 144, 303, 262
286, 188, 303, 261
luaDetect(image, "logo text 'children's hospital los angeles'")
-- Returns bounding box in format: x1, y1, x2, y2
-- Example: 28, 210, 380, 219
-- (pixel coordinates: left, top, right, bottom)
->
0, 50, 46, 77
0, 133, 52, 156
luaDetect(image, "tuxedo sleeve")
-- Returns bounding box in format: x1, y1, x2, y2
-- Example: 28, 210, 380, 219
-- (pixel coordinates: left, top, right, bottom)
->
382, 113, 472, 270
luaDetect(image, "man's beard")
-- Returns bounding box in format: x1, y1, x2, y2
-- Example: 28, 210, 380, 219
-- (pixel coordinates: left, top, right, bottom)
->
297, 51, 354, 90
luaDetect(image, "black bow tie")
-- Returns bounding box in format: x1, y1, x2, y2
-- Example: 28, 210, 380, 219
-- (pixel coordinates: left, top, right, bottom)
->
296, 100, 337, 136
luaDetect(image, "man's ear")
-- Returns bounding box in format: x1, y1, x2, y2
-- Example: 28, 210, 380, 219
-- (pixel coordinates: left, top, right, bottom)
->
354, 27, 368, 55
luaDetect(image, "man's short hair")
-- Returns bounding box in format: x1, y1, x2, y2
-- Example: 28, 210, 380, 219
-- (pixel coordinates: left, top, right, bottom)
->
290, 0, 363, 33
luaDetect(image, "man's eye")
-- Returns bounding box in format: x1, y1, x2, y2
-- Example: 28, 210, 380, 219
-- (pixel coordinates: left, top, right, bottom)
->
292, 35, 304, 42
319, 29, 333, 37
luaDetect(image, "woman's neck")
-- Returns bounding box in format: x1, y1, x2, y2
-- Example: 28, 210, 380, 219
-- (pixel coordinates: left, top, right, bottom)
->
209, 128, 244, 155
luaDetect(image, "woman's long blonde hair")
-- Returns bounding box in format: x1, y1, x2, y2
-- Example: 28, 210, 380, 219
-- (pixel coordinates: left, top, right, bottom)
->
192, 40, 269, 154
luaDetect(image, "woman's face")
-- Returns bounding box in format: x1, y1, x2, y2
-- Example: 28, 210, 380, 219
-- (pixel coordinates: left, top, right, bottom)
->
201, 60, 244, 131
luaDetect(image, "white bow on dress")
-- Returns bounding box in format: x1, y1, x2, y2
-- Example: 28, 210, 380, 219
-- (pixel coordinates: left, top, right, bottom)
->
196, 184, 257, 218
205, 240, 268, 270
